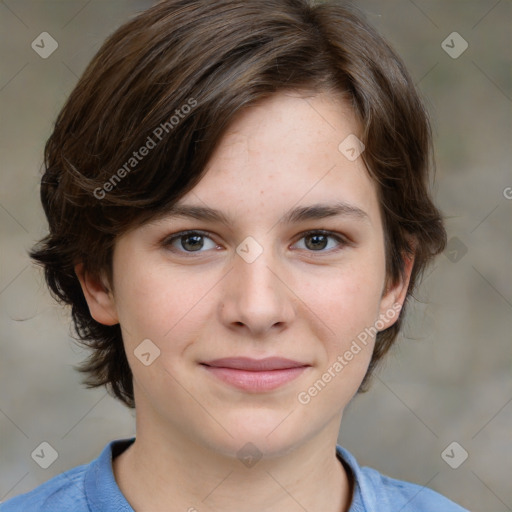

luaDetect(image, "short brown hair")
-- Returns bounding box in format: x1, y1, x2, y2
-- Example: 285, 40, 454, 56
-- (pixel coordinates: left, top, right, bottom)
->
31, 0, 446, 408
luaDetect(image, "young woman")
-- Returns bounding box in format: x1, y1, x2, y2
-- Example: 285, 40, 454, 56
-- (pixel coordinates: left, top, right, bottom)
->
1, 1, 467, 510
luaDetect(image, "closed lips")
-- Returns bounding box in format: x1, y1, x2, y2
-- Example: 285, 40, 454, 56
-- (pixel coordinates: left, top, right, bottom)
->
201, 357, 310, 371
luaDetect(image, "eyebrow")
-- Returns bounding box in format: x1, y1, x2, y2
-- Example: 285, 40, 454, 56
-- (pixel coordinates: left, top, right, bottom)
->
161, 201, 370, 226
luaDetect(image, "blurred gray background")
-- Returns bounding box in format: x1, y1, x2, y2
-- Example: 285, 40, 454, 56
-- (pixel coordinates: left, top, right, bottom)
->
0, 1, 510, 510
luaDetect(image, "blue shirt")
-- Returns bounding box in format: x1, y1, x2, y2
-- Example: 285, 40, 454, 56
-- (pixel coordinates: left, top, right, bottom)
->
0, 438, 468, 511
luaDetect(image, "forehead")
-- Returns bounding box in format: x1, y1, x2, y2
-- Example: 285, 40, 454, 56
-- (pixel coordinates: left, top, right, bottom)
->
208, 90, 361, 170
172, 91, 381, 226
134, 90, 383, 240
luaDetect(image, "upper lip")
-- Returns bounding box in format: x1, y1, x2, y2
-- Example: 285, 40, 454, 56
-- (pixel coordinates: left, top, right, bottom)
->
201, 357, 310, 371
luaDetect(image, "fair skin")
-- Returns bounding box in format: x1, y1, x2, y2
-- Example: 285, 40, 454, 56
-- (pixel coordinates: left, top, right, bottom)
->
77, 90, 413, 512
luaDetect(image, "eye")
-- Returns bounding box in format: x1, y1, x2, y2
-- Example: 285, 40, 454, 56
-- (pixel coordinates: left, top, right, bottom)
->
162, 229, 349, 256
293, 230, 348, 252
163, 230, 219, 254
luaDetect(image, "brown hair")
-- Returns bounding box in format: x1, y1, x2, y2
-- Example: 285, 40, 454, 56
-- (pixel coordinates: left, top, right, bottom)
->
30, 0, 446, 408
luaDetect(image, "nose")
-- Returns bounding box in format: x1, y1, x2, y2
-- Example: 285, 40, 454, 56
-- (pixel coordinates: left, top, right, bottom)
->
219, 246, 296, 338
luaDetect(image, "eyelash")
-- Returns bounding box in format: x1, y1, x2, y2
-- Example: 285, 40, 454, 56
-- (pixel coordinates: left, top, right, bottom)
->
162, 229, 350, 256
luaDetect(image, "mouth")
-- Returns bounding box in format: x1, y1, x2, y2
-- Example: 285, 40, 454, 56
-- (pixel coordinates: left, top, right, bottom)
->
200, 357, 311, 392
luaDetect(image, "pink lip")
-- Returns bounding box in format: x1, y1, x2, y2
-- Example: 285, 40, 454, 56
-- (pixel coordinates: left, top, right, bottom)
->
200, 357, 310, 392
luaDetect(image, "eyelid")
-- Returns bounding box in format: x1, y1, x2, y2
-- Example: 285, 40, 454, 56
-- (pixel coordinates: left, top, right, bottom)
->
164, 229, 214, 240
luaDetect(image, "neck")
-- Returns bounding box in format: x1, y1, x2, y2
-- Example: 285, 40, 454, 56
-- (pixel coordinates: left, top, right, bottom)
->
113, 418, 352, 512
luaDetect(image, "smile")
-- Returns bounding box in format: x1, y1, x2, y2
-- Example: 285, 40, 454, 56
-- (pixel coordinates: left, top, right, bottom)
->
200, 357, 311, 392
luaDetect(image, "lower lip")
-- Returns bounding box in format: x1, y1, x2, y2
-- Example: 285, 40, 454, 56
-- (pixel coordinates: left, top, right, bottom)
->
202, 366, 308, 392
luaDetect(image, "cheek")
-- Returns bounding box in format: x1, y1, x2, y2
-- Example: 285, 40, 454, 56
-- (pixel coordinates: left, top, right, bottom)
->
304, 258, 386, 349
294, 265, 385, 411
112, 257, 213, 350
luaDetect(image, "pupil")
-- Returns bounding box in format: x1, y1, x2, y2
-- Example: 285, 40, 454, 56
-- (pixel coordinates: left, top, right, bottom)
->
182, 235, 203, 251
306, 234, 327, 250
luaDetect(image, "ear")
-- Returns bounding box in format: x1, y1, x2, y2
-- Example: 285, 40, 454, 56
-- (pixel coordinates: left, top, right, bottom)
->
377, 250, 415, 331
75, 263, 119, 326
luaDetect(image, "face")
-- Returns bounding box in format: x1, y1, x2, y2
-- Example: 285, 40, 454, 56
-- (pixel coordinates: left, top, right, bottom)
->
79, 90, 411, 459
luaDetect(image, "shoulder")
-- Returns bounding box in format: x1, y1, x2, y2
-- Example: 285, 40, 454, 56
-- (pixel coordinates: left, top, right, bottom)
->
0, 438, 135, 512
336, 445, 469, 512
0, 464, 89, 512
358, 465, 469, 511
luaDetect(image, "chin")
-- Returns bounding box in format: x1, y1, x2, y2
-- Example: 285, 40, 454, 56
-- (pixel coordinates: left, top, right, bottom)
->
199, 408, 311, 460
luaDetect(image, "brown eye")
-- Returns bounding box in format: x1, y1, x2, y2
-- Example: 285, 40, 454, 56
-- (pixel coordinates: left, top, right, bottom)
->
304, 233, 329, 251
180, 234, 204, 252
164, 231, 218, 254
294, 231, 348, 252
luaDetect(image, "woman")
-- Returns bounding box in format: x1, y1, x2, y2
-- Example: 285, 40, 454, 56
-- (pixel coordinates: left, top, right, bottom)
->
1, 1, 467, 510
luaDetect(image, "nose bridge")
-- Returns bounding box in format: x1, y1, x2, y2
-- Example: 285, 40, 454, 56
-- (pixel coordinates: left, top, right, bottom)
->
237, 247, 278, 296
221, 237, 294, 333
